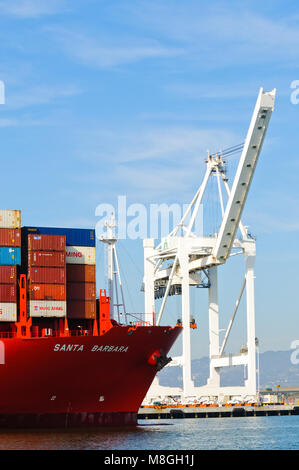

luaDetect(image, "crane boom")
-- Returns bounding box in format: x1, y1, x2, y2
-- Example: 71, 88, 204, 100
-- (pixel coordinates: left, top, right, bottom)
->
212, 88, 276, 262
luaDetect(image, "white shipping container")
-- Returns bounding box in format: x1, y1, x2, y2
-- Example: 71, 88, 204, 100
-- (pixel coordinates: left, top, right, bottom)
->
65, 246, 96, 265
29, 300, 67, 318
0, 302, 17, 321
0, 210, 21, 229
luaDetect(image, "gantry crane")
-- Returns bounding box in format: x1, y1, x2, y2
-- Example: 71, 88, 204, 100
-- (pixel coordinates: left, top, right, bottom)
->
142, 88, 276, 404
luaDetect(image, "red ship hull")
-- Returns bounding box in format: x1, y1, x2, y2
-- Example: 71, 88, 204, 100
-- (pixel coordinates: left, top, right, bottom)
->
0, 324, 181, 428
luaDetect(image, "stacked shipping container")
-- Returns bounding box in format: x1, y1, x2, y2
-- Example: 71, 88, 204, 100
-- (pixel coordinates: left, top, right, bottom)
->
66, 257, 96, 319
25, 234, 67, 318
0, 210, 21, 322
65, 235, 96, 320
22, 227, 96, 319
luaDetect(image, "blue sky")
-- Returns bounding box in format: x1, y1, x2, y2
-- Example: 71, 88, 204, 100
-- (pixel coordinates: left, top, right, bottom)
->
0, 0, 298, 358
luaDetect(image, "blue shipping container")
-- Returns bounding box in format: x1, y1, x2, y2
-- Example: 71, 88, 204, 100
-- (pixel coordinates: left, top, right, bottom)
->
0, 247, 21, 265
22, 226, 96, 247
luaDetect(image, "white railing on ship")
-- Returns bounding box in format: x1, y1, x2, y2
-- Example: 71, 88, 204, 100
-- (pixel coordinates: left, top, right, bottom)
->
126, 312, 155, 327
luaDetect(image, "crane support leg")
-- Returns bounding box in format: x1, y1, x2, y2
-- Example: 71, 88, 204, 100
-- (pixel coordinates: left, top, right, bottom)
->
178, 241, 194, 396
245, 254, 257, 395
207, 267, 220, 387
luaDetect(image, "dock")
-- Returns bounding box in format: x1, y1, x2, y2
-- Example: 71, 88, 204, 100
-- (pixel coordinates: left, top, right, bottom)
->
138, 405, 299, 420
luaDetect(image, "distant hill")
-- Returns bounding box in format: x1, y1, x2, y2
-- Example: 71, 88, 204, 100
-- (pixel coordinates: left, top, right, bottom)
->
158, 350, 299, 390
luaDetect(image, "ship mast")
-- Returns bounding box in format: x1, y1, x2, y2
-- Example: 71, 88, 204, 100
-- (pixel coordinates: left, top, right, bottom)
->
99, 214, 127, 323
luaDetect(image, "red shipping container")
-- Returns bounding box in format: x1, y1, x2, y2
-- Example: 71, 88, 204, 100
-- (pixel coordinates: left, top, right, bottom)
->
67, 300, 96, 319
27, 234, 66, 252
67, 282, 96, 301
0, 284, 17, 302
28, 251, 66, 267
66, 264, 96, 283
0, 266, 17, 283
0, 228, 21, 247
29, 283, 66, 301
28, 267, 66, 284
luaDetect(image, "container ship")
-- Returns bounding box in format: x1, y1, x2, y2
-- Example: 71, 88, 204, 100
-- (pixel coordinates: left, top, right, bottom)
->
0, 210, 181, 428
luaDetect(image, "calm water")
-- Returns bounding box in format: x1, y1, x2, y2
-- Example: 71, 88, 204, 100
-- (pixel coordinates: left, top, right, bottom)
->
0, 416, 298, 450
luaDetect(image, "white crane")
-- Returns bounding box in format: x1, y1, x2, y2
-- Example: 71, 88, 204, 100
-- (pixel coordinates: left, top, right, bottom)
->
142, 88, 276, 404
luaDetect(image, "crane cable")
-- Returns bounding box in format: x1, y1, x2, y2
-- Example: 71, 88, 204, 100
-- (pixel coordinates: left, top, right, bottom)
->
209, 142, 244, 159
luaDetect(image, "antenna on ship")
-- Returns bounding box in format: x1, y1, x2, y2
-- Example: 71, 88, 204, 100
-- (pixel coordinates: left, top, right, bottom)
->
99, 214, 127, 324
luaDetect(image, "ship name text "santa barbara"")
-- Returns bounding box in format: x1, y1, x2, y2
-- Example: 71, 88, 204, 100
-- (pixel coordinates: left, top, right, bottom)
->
53, 344, 129, 352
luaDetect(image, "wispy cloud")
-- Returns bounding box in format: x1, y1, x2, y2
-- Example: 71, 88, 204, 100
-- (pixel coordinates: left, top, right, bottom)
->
166, 83, 261, 100
71, 124, 239, 202
0, 0, 67, 18
0, 115, 64, 127
46, 26, 184, 68
246, 189, 299, 234
76, 126, 239, 165
5, 84, 81, 109
114, 164, 194, 200
115, 2, 299, 67
0, 118, 18, 127
248, 212, 299, 234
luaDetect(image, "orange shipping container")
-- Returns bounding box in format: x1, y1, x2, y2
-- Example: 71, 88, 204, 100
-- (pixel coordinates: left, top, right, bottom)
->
0, 284, 17, 302
28, 251, 66, 267
0, 228, 21, 247
28, 267, 66, 284
67, 300, 96, 319
27, 234, 65, 252
29, 283, 66, 301
66, 264, 96, 283
0, 266, 17, 283
67, 282, 96, 301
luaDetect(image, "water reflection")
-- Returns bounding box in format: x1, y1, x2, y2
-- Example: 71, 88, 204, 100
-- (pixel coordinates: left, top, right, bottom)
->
0, 416, 298, 450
